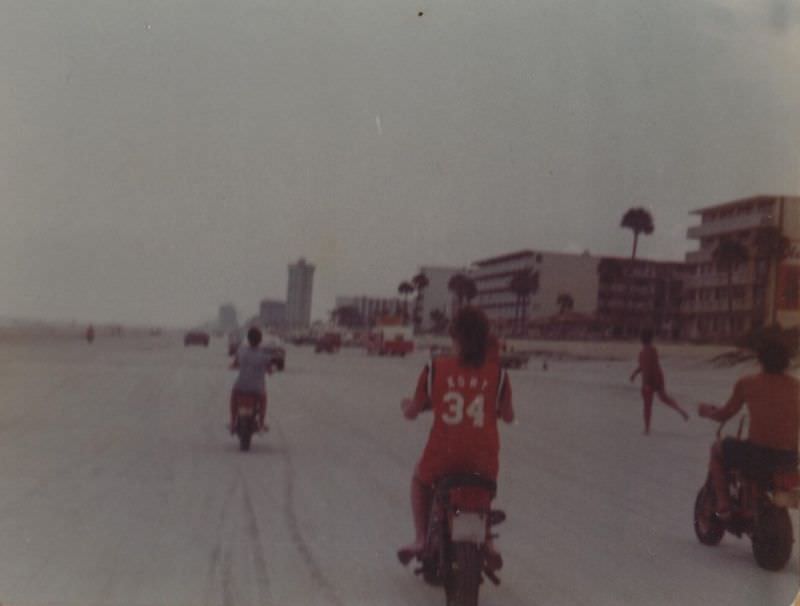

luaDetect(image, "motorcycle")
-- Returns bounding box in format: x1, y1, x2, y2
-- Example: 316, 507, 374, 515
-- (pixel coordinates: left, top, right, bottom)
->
693, 415, 800, 571
231, 393, 264, 452
410, 473, 506, 606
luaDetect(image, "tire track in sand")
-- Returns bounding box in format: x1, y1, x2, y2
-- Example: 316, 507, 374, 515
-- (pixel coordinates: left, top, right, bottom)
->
273, 420, 345, 606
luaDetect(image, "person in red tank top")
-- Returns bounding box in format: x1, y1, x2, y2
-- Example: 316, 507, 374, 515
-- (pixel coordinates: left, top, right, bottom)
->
398, 308, 514, 567
630, 328, 688, 434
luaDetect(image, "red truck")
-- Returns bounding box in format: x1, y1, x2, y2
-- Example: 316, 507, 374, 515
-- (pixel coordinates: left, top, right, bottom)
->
367, 325, 414, 357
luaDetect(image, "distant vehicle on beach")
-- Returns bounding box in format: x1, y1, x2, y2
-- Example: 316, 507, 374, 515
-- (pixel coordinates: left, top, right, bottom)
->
315, 332, 342, 354
184, 330, 210, 347
367, 323, 414, 357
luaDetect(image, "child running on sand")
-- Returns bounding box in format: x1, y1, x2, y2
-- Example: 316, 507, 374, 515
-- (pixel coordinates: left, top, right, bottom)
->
630, 328, 689, 434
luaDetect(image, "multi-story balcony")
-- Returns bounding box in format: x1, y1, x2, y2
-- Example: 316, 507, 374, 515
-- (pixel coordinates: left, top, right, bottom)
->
685, 249, 713, 264
682, 298, 755, 313
687, 211, 776, 239
686, 270, 755, 288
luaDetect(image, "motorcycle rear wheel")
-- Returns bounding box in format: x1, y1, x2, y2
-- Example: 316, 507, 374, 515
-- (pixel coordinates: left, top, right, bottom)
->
694, 482, 724, 546
444, 542, 481, 606
751, 504, 793, 571
237, 419, 253, 452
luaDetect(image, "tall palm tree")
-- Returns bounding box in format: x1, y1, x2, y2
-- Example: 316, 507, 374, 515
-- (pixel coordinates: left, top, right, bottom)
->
411, 272, 430, 331
398, 281, 414, 324
509, 269, 539, 335
712, 237, 750, 337
753, 226, 790, 325
621, 208, 654, 335
621, 207, 654, 260
556, 292, 574, 315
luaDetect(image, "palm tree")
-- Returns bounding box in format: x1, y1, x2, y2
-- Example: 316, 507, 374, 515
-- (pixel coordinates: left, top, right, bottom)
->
620, 207, 654, 259
753, 226, 790, 325
448, 273, 477, 314
398, 281, 414, 324
411, 272, 430, 331
621, 208, 654, 335
712, 237, 750, 337
509, 269, 539, 335
557, 293, 574, 315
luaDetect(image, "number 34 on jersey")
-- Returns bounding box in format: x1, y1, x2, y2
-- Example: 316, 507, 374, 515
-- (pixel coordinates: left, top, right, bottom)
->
441, 392, 486, 427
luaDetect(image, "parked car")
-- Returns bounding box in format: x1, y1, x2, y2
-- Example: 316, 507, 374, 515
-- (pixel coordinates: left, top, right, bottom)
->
263, 339, 286, 371
315, 333, 342, 353
184, 330, 210, 347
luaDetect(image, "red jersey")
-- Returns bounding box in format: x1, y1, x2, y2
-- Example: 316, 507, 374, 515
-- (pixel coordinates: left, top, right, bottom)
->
413, 355, 511, 486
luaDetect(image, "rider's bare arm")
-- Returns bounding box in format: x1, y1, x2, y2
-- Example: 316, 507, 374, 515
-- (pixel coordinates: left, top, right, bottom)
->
630, 366, 641, 382
699, 382, 745, 422
403, 365, 433, 420
498, 376, 514, 423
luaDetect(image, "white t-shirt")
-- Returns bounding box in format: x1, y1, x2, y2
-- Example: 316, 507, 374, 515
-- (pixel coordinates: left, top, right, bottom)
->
233, 345, 271, 395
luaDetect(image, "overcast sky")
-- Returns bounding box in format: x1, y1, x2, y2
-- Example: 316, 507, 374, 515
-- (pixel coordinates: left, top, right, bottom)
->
2, 0, 799, 326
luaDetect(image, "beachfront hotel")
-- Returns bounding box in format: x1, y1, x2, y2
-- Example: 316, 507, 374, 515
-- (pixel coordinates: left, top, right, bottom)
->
682, 195, 800, 340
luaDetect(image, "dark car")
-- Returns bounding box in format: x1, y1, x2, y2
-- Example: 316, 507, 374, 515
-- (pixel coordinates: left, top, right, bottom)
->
184, 330, 210, 347
263, 342, 286, 371
315, 333, 342, 353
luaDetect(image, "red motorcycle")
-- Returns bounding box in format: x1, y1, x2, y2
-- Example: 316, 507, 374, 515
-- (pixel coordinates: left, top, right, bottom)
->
693, 416, 800, 571
409, 474, 506, 606
231, 393, 264, 452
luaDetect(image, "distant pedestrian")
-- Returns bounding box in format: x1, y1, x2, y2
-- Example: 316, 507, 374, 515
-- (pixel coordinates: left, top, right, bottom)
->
630, 328, 688, 434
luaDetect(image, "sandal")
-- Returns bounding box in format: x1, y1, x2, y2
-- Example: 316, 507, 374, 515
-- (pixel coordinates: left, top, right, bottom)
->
397, 544, 423, 566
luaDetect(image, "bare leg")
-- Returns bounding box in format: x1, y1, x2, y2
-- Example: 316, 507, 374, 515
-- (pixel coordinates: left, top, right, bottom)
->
399, 473, 431, 563
410, 474, 431, 548
656, 389, 689, 421
642, 388, 653, 435
708, 441, 730, 513
229, 391, 237, 433
260, 395, 268, 431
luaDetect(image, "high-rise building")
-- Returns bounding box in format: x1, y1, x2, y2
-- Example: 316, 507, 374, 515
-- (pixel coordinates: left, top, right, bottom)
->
217, 304, 239, 332
286, 258, 315, 330
682, 195, 800, 340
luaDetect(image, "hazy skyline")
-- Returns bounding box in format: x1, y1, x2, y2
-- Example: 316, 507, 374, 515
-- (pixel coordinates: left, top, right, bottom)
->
2, 0, 799, 326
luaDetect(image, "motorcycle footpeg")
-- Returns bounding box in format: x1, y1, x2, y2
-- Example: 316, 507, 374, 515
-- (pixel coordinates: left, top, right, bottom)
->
484, 568, 501, 586
489, 510, 506, 526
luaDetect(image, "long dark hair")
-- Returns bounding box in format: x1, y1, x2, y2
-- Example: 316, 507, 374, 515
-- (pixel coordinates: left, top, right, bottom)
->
757, 335, 791, 374
450, 307, 490, 368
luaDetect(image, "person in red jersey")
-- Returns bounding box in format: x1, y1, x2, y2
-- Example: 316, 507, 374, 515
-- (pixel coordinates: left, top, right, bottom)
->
398, 307, 514, 569
630, 328, 689, 434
